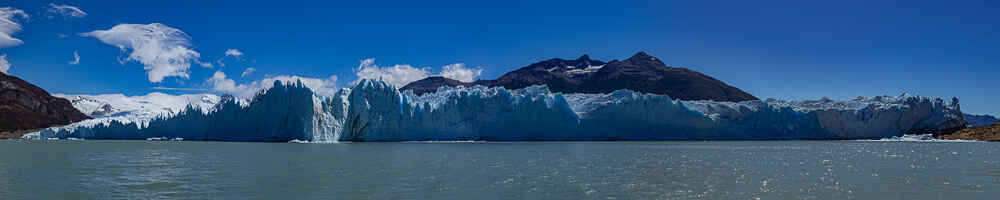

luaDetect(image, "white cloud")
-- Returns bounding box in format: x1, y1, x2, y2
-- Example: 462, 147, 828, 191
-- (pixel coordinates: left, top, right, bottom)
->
0, 7, 28, 48
198, 61, 213, 68
69, 50, 80, 65
353, 58, 429, 87
207, 71, 239, 94
0, 54, 10, 74
81, 23, 201, 83
47, 3, 87, 18
439, 63, 483, 82
207, 71, 339, 97
214, 49, 245, 67
224, 49, 243, 58
241, 67, 255, 77
353, 58, 483, 87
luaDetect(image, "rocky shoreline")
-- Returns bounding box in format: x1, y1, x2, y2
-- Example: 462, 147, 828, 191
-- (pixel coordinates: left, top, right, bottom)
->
0, 128, 42, 139
936, 123, 1000, 141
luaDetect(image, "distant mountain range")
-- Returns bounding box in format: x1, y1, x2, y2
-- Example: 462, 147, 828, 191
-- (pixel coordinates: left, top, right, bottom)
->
0, 73, 90, 138
55, 93, 222, 118
402, 52, 759, 102
964, 114, 999, 127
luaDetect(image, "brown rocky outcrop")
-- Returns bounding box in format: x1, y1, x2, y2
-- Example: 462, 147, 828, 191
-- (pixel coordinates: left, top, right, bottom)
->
936, 123, 1000, 141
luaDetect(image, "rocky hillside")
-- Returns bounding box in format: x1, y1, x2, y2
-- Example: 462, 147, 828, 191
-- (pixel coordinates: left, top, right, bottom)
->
402, 52, 758, 102
0, 73, 90, 138
399, 76, 476, 95
937, 123, 1000, 141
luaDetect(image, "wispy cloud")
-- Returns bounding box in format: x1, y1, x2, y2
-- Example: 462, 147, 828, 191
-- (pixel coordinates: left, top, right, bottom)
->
47, 3, 87, 18
0, 7, 28, 48
353, 58, 484, 87
0, 54, 10, 74
241, 67, 255, 77
215, 49, 246, 67
68, 50, 80, 65
225, 49, 243, 58
207, 71, 339, 97
81, 23, 201, 83
198, 61, 214, 68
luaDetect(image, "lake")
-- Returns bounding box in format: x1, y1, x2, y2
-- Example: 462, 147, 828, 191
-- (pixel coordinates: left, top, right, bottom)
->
0, 140, 997, 199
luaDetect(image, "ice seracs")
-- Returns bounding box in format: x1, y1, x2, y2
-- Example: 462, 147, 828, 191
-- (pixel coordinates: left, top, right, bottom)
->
35, 79, 968, 142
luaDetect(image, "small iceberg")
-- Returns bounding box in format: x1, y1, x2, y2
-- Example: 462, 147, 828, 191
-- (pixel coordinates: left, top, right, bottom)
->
864, 134, 978, 142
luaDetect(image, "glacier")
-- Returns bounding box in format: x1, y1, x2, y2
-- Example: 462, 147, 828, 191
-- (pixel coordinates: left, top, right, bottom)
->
33, 79, 967, 142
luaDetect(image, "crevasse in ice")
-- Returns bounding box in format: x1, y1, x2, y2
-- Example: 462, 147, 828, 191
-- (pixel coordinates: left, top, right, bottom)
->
35, 79, 967, 142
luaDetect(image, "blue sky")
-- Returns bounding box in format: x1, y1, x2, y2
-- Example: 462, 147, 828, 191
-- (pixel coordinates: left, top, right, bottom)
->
0, 0, 997, 115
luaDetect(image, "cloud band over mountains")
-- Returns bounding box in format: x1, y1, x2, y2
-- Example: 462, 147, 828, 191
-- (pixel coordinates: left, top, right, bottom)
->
354, 58, 483, 87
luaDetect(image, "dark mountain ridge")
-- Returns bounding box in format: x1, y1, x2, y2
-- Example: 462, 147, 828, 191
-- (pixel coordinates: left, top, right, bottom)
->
964, 114, 999, 127
403, 52, 759, 102
1, 73, 90, 138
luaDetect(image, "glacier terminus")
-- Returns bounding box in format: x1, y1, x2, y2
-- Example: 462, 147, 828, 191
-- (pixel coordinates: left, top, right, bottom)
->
32, 79, 967, 142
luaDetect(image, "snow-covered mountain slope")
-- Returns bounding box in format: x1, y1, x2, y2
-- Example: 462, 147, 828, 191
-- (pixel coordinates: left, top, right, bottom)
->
34, 79, 967, 142
55, 93, 223, 118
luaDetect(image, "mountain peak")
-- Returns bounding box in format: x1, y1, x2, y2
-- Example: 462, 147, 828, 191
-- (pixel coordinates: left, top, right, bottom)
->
627, 51, 655, 61
401, 52, 758, 102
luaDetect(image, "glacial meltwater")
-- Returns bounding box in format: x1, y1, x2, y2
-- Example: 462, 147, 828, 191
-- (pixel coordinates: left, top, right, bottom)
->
1, 140, 997, 199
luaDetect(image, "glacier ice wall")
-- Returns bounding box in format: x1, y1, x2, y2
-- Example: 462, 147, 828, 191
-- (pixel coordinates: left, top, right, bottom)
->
37, 79, 967, 142
41, 81, 322, 141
